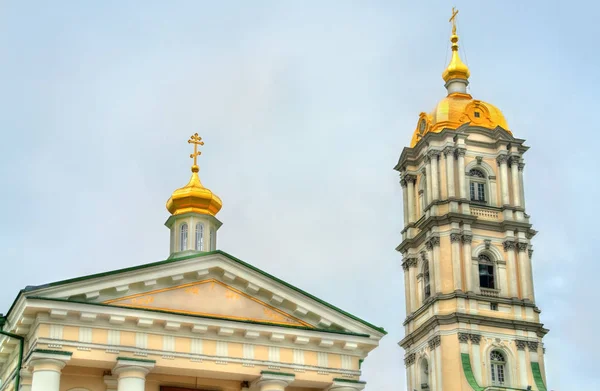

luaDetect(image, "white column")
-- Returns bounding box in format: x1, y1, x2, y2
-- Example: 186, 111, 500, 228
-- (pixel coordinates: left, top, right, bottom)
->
425, 157, 433, 205
401, 177, 409, 227
470, 336, 482, 385
528, 248, 536, 302
406, 175, 416, 223
497, 155, 510, 206
518, 162, 526, 209
516, 341, 528, 388
503, 240, 518, 298
517, 243, 531, 301
428, 336, 442, 391
254, 372, 296, 391
439, 151, 448, 200
462, 234, 473, 293
113, 358, 155, 391
445, 148, 456, 198
430, 152, 440, 201
457, 149, 467, 199
29, 351, 71, 391
510, 157, 521, 207
408, 258, 418, 312
402, 261, 411, 315
450, 234, 462, 291
428, 237, 441, 294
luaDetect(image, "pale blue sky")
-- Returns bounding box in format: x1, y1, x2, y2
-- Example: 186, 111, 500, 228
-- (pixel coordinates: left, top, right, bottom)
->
1, 1, 598, 389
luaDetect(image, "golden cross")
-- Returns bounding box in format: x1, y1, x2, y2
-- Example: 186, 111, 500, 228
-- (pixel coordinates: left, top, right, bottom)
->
449, 7, 459, 35
188, 133, 204, 166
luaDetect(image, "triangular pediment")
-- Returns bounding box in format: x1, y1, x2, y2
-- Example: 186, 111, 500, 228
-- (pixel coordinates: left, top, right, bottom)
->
103, 278, 310, 327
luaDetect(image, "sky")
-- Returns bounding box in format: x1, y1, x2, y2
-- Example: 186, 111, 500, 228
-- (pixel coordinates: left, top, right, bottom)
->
0, 1, 598, 389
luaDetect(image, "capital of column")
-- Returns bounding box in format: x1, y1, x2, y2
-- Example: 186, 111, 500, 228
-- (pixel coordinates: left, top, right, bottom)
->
502, 240, 516, 252
461, 234, 473, 244
425, 236, 440, 250
404, 352, 416, 367
518, 162, 526, 171
26, 350, 72, 373
455, 148, 466, 157
515, 340, 527, 351
427, 150, 441, 160
450, 233, 462, 243
112, 357, 155, 379
517, 242, 528, 252
252, 371, 295, 391
509, 155, 520, 166
404, 174, 417, 184
327, 379, 366, 391
427, 335, 441, 350
443, 146, 456, 157
496, 154, 509, 165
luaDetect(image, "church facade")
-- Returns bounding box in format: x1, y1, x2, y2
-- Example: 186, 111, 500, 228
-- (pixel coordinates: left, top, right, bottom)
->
0, 134, 385, 391
396, 10, 549, 391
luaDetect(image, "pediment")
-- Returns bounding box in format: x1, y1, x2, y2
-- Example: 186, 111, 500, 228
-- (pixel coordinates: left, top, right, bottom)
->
103, 278, 310, 327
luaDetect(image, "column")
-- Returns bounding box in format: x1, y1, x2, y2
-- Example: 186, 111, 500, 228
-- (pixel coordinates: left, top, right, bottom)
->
406, 175, 416, 223
430, 151, 440, 201
253, 371, 296, 391
408, 257, 418, 312
510, 157, 521, 207
470, 335, 482, 384
517, 243, 531, 301
425, 156, 433, 205
445, 148, 456, 198
427, 236, 441, 294
439, 150, 448, 200
428, 336, 442, 391
518, 162, 526, 209
497, 155, 510, 206
113, 358, 155, 391
400, 177, 409, 227
516, 340, 528, 388
457, 149, 467, 199
402, 261, 411, 315
450, 233, 463, 291
503, 240, 518, 298
28, 350, 72, 391
528, 248, 536, 302
462, 234, 473, 293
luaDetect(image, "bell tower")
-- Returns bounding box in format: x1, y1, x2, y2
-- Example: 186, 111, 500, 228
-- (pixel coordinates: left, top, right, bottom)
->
395, 9, 549, 391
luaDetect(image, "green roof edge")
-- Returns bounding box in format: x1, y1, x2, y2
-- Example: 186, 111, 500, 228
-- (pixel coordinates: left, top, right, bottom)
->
260, 370, 295, 377
531, 362, 547, 391
27, 296, 371, 338
6, 250, 386, 335
461, 353, 538, 391
116, 357, 156, 364
333, 378, 366, 384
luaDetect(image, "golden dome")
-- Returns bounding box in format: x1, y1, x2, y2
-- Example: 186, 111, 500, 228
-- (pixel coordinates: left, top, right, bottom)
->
410, 94, 511, 147
166, 134, 222, 216
166, 165, 223, 216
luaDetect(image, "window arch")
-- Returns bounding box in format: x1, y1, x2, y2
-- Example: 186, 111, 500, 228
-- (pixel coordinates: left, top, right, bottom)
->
420, 358, 430, 390
179, 223, 188, 251
490, 350, 507, 386
478, 253, 495, 289
195, 223, 204, 251
468, 168, 487, 202
423, 260, 431, 301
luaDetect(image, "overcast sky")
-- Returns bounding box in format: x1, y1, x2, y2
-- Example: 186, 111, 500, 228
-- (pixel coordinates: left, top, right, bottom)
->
0, 1, 598, 390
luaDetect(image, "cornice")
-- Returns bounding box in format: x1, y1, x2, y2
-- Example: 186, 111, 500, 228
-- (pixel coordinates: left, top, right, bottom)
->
399, 312, 549, 348
402, 291, 540, 326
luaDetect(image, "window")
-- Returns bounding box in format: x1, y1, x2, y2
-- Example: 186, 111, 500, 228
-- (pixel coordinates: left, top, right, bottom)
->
195, 223, 204, 251
490, 303, 498, 311
478, 254, 495, 289
420, 359, 430, 390
468, 169, 486, 202
423, 261, 431, 300
179, 223, 188, 251
490, 351, 506, 386
474, 111, 481, 118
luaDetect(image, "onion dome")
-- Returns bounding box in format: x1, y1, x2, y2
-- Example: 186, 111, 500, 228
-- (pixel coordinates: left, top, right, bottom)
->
442, 33, 470, 83
166, 134, 222, 216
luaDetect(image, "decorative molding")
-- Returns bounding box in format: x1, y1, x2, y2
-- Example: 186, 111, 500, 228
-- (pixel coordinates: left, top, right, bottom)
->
458, 333, 470, 344
476, 156, 483, 165
484, 239, 492, 250
450, 233, 462, 243
469, 334, 481, 345
502, 240, 516, 252
404, 352, 416, 367
428, 335, 441, 350
517, 243, 528, 252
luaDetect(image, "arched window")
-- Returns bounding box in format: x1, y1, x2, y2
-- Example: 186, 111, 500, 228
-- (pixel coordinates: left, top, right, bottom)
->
179, 223, 188, 251
423, 261, 431, 300
420, 359, 430, 391
468, 168, 487, 202
195, 223, 204, 251
490, 350, 507, 386
478, 254, 495, 289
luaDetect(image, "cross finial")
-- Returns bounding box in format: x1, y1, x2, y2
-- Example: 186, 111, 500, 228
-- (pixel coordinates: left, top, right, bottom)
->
188, 133, 204, 171
449, 7, 459, 35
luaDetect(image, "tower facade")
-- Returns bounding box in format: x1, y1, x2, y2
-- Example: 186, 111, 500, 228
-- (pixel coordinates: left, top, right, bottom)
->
395, 11, 548, 391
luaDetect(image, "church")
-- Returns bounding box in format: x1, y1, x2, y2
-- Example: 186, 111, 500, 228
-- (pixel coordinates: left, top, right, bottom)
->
396, 9, 549, 391
0, 8, 549, 391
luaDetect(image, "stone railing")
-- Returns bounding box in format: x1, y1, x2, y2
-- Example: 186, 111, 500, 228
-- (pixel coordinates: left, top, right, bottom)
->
471, 207, 500, 221
480, 288, 500, 297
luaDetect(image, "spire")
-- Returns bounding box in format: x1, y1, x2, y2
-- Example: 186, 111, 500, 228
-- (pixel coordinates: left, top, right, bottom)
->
442, 7, 471, 95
